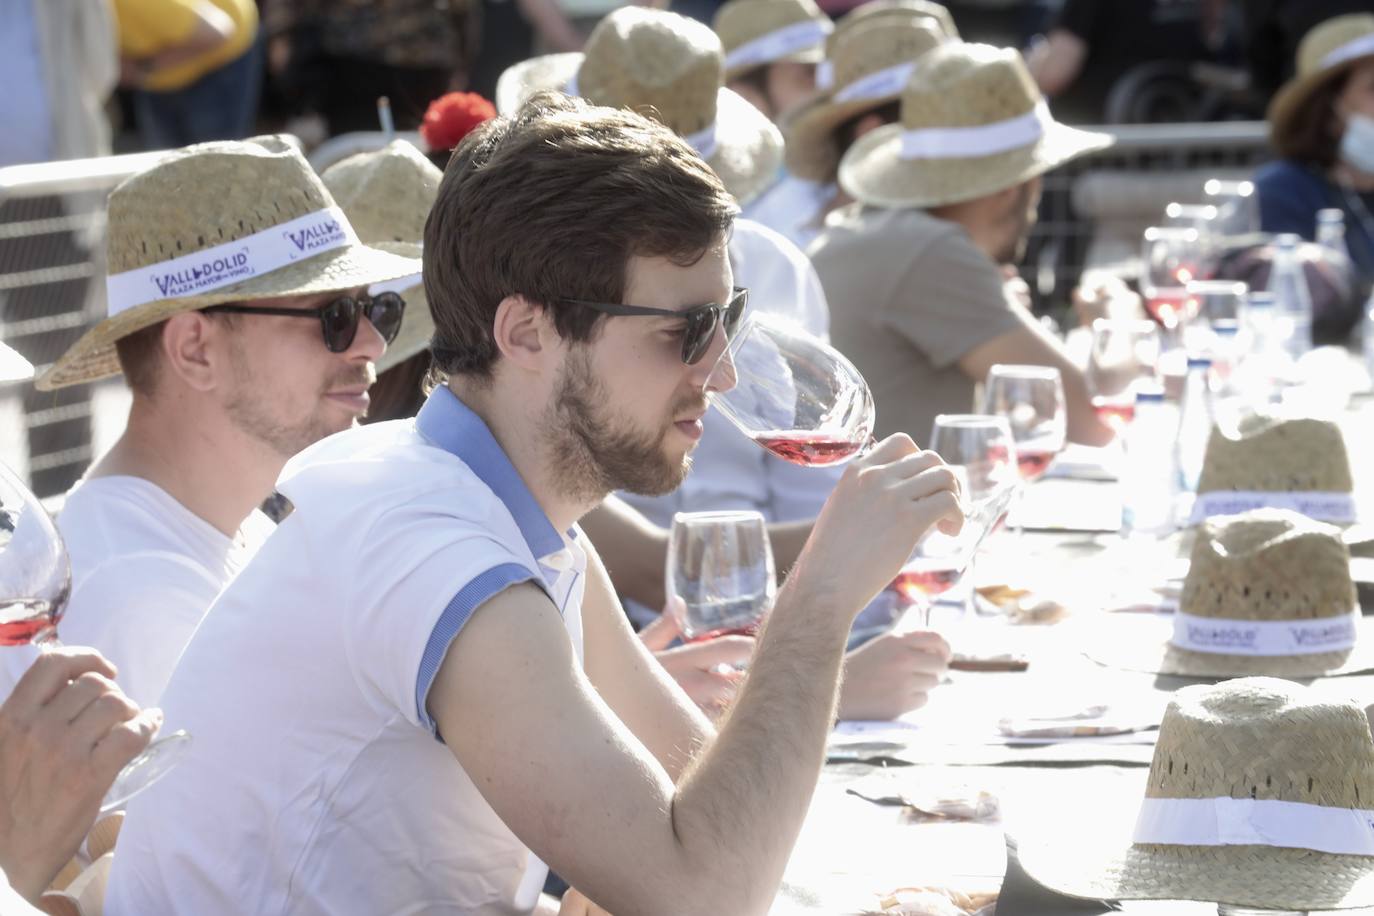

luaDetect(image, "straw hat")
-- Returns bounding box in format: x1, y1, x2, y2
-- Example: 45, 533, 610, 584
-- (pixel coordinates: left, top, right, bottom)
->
1268, 14, 1374, 161
1019, 677, 1374, 909
321, 140, 438, 373
495, 7, 784, 205
838, 42, 1113, 209
830, 0, 957, 49
782, 15, 949, 182
713, 0, 832, 82
36, 136, 421, 391
0, 342, 33, 383
1191, 414, 1356, 525
1083, 509, 1374, 678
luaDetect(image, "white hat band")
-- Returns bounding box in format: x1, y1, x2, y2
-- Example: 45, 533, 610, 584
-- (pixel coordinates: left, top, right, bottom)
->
816, 59, 834, 91
1320, 32, 1374, 70
566, 70, 718, 159
899, 100, 1052, 160
832, 61, 918, 104
106, 205, 359, 316
1170, 607, 1359, 657
1189, 490, 1358, 525
1133, 796, 1374, 856
724, 20, 831, 71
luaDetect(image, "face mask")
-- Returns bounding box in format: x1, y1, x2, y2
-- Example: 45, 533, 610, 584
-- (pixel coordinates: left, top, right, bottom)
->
1339, 112, 1374, 174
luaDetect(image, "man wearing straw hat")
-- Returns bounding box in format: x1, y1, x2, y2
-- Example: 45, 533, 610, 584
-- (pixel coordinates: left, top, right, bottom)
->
18, 137, 419, 709
713, 0, 833, 124
811, 42, 1117, 446
105, 91, 965, 915
745, 5, 954, 249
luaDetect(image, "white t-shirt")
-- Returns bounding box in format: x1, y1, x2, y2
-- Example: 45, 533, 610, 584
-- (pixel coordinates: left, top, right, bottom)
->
0, 477, 271, 707
743, 174, 836, 254
106, 388, 586, 916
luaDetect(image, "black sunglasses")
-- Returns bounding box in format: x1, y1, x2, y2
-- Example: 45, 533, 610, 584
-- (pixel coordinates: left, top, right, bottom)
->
203, 291, 407, 353
559, 287, 749, 365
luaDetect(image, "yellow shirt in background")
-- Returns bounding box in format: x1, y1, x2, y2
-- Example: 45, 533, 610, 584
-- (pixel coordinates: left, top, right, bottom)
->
113, 0, 258, 92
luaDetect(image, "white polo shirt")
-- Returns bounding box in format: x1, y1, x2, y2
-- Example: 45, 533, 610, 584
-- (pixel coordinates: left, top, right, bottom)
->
743, 174, 835, 254
106, 388, 586, 916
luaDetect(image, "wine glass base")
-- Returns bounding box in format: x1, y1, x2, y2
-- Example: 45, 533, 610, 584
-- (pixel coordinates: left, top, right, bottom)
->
100, 729, 193, 814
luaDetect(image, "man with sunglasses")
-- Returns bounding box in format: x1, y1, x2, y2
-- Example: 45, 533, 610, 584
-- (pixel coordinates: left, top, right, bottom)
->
21, 136, 419, 708
106, 93, 964, 914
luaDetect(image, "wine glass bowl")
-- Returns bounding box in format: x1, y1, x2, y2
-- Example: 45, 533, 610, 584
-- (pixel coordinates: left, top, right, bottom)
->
1085, 319, 1161, 432
982, 365, 1067, 483
707, 315, 874, 467
666, 511, 776, 641
1141, 226, 1204, 331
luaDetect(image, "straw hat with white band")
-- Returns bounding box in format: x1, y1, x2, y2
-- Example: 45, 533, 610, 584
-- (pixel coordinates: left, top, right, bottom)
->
321, 140, 439, 374
1190, 414, 1357, 527
713, 0, 832, 83
839, 42, 1113, 209
1269, 13, 1374, 161
495, 7, 784, 205
37, 136, 421, 391
1082, 509, 1374, 679
1019, 677, 1374, 909
782, 15, 950, 183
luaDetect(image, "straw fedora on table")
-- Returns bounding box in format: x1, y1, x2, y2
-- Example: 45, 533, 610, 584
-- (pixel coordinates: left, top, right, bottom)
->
782, 14, 950, 183
1019, 677, 1374, 909
713, 0, 832, 83
1189, 414, 1356, 526
321, 140, 438, 374
1084, 508, 1374, 678
838, 42, 1113, 209
1269, 13, 1374, 161
495, 7, 783, 205
37, 137, 421, 391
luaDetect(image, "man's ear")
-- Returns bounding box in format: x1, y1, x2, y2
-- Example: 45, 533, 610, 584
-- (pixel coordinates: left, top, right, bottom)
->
161, 311, 222, 392
491, 294, 556, 371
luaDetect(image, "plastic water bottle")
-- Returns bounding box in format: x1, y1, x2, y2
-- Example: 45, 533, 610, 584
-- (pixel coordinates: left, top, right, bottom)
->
1122, 388, 1180, 536
1316, 208, 1349, 260
1267, 234, 1313, 360
1176, 357, 1214, 492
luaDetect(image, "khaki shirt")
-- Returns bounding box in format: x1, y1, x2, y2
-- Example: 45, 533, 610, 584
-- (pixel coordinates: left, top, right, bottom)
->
810, 205, 1026, 443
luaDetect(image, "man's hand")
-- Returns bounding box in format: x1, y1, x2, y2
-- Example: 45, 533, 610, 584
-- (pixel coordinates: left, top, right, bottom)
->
558, 888, 614, 915
0, 648, 160, 901
838, 629, 950, 721
1071, 273, 1145, 327
795, 436, 964, 623
639, 600, 753, 716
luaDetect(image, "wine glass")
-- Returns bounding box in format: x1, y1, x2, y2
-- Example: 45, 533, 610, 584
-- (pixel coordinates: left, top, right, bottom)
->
706, 314, 874, 467
983, 365, 1067, 482
1203, 178, 1259, 239
666, 511, 776, 642
0, 461, 191, 812
890, 416, 1018, 623
1085, 319, 1161, 434
1141, 226, 1205, 334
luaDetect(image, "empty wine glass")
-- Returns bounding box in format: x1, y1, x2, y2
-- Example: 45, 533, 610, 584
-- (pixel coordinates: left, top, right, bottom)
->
1086, 319, 1161, 433
1141, 226, 1205, 333
0, 461, 190, 812
1203, 178, 1259, 239
666, 511, 776, 641
706, 314, 874, 467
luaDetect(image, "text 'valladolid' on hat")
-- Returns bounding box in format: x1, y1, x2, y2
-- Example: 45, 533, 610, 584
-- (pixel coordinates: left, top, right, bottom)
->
838, 42, 1114, 210
495, 7, 783, 205
1019, 677, 1374, 910
37, 136, 422, 391
713, 0, 832, 83
321, 139, 441, 374
1083, 508, 1374, 679
1268, 13, 1374, 161
782, 14, 949, 183
1190, 414, 1356, 526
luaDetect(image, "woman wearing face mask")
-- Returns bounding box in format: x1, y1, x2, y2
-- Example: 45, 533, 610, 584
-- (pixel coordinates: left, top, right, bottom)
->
1254, 13, 1374, 307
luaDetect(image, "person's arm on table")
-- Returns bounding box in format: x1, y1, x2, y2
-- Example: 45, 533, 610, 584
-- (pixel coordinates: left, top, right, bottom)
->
0, 648, 159, 902
430, 437, 962, 914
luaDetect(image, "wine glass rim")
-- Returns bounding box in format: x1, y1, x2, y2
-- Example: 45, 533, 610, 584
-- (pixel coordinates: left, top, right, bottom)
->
1184, 279, 1247, 295
986, 364, 1062, 381
932, 413, 1013, 429
1090, 318, 1159, 333
1143, 225, 1200, 242
671, 509, 766, 525
1165, 202, 1218, 219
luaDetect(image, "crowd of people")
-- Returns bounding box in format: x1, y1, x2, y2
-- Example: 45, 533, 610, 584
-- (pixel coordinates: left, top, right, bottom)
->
2, 0, 1374, 913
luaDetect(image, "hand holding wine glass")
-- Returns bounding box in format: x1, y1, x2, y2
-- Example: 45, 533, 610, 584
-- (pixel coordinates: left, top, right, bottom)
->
0, 462, 190, 813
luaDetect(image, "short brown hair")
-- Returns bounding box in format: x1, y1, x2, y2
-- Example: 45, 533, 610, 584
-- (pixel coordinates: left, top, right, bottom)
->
422, 91, 738, 379
1275, 73, 1350, 167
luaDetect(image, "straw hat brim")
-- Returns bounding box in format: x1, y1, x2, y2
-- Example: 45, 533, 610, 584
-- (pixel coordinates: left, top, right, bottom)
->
495, 53, 785, 205
839, 119, 1114, 209
1267, 51, 1374, 160
37, 242, 421, 391
1018, 830, 1374, 909
724, 45, 825, 83
1079, 613, 1374, 678
0, 341, 33, 383
783, 89, 906, 183
371, 241, 432, 374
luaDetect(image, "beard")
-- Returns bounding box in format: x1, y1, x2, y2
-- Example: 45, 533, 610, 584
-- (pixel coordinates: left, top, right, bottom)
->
223, 335, 373, 459
544, 348, 701, 503
995, 183, 1037, 264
